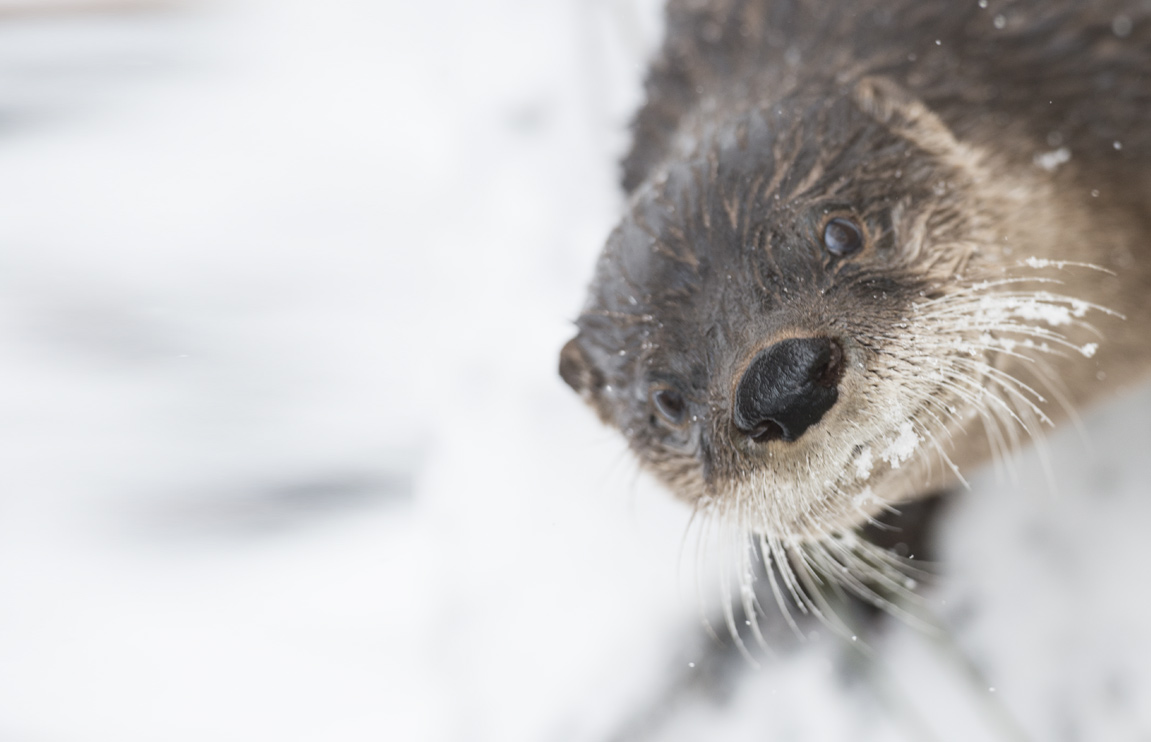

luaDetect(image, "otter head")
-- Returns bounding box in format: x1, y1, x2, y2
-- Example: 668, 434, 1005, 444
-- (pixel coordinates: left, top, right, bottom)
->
561, 77, 1098, 560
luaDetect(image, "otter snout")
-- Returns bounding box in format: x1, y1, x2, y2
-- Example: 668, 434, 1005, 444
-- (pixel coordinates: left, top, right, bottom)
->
733, 338, 845, 443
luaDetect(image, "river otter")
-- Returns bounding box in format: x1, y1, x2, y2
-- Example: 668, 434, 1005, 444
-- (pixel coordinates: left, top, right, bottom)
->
560, 0, 1151, 623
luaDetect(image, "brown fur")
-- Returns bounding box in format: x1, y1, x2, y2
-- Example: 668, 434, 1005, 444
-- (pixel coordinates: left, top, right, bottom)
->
561, 0, 1151, 596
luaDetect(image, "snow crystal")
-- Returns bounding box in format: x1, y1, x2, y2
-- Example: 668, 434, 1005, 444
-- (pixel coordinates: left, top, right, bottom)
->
852, 486, 876, 507
854, 447, 874, 480
1034, 147, 1071, 171
984, 295, 1076, 327
881, 422, 921, 468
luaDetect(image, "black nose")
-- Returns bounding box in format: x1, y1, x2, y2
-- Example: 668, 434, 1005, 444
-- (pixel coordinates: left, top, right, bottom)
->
733, 337, 845, 443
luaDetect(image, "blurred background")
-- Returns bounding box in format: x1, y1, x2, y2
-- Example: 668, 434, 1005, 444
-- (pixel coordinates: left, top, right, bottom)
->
0, 1, 1149, 741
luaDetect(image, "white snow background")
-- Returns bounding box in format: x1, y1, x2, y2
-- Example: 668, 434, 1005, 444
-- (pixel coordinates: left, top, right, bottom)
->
0, 1, 1148, 741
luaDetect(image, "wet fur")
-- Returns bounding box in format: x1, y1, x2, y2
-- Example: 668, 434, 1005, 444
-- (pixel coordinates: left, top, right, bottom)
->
561, 0, 1151, 634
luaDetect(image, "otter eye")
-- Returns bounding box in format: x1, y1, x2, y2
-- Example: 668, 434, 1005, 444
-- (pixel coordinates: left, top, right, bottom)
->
822, 217, 864, 257
650, 386, 688, 426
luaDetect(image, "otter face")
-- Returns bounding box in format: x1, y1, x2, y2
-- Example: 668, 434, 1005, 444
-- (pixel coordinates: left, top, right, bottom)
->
561, 79, 1103, 552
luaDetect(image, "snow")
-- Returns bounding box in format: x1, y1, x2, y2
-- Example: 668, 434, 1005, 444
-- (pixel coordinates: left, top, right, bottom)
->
880, 422, 921, 469
0, 2, 1148, 741
854, 446, 874, 480
1034, 146, 1071, 171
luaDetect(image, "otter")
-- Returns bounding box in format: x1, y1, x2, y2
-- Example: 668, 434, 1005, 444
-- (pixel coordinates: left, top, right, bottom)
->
559, 0, 1151, 623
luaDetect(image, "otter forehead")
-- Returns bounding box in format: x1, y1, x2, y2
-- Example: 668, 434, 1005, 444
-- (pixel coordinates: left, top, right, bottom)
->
595, 97, 958, 303
577, 99, 948, 379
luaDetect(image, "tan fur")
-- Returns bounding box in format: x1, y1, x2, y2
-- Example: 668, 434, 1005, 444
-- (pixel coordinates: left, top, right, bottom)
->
563, 1, 1151, 623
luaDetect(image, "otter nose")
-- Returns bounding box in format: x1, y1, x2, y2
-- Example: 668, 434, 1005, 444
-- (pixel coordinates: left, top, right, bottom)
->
733, 337, 844, 443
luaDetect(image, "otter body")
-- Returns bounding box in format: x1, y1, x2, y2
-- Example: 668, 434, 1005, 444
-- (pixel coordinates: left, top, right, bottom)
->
561, 0, 1151, 594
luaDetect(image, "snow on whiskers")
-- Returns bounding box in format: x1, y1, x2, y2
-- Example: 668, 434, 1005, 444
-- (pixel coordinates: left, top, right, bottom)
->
688, 259, 1119, 658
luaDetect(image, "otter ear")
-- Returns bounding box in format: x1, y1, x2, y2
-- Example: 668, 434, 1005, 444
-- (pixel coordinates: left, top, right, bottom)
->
559, 335, 605, 396
852, 76, 962, 158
